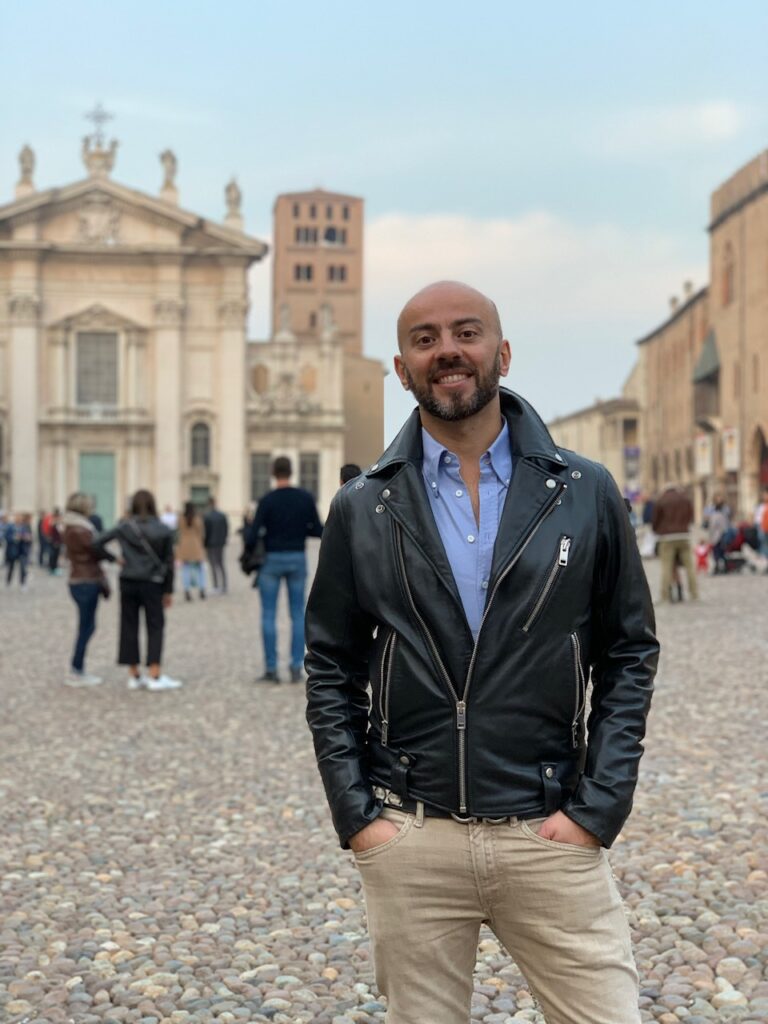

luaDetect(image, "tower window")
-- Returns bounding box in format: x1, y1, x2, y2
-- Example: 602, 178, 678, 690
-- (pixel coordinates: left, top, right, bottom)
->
326, 204, 333, 219
294, 264, 314, 282
292, 203, 300, 217
328, 265, 347, 282
342, 205, 350, 220
309, 204, 317, 219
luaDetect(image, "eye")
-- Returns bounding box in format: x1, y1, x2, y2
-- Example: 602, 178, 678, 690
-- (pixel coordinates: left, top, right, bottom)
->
415, 335, 434, 347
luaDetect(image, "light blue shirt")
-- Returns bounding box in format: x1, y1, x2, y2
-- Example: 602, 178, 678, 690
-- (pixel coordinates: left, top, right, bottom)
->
421, 424, 514, 639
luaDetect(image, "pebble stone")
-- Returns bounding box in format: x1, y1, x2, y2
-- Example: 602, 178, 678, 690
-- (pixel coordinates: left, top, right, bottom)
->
0, 552, 766, 1022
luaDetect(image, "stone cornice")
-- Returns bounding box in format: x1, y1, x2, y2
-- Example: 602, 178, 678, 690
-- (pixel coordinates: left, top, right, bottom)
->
0, 241, 264, 261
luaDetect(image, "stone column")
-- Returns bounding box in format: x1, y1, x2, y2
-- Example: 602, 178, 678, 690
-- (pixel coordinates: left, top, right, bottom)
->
217, 292, 248, 519
8, 293, 41, 511
51, 428, 68, 509
50, 328, 69, 412
153, 298, 184, 510
125, 428, 143, 497
125, 329, 145, 413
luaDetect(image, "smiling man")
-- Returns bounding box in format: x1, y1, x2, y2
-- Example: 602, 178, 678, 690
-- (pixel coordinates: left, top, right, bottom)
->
306, 281, 659, 1024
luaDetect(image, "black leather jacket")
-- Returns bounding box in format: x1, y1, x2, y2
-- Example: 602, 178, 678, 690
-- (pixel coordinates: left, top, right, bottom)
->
305, 390, 659, 849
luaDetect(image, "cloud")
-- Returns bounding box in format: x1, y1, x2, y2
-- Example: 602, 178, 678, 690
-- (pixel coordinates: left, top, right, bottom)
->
600, 100, 750, 157
361, 211, 706, 435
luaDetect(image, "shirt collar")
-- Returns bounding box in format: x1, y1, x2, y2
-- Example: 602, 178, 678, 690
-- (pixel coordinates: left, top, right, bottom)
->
421, 422, 512, 487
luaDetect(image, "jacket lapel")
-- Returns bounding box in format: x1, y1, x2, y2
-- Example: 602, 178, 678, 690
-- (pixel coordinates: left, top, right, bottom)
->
380, 462, 467, 621
489, 460, 567, 583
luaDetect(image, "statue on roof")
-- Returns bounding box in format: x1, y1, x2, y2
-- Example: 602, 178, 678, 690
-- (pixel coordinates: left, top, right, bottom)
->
160, 149, 177, 189
226, 178, 242, 217
18, 145, 35, 185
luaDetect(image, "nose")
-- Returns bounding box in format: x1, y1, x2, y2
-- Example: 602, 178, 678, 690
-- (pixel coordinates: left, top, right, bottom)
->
435, 329, 462, 359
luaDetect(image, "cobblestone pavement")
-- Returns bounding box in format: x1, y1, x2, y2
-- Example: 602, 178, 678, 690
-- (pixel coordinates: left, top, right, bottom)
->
1, 549, 767, 1024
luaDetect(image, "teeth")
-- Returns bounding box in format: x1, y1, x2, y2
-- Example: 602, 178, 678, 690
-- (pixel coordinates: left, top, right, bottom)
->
438, 373, 470, 384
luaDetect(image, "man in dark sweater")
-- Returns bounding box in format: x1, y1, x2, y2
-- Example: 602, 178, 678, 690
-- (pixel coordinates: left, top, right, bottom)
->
246, 456, 323, 683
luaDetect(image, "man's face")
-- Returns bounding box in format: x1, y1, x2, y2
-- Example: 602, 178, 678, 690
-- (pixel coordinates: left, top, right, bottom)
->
394, 283, 511, 422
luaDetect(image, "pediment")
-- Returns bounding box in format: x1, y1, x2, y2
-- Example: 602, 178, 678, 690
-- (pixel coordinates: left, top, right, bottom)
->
50, 303, 147, 333
0, 178, 267, 258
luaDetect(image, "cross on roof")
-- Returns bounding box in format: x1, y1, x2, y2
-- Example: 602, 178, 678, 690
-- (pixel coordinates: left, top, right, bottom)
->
85, 102, 113, 147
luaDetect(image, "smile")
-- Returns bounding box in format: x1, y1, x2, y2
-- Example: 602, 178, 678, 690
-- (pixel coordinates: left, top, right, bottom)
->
434, 373, 472, 385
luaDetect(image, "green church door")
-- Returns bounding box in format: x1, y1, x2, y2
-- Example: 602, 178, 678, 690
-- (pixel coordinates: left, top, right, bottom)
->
79, 453, 116, 527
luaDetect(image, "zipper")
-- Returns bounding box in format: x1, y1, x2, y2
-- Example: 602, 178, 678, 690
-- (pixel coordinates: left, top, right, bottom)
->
394, 481, 566, 814
570, 631, 586, 748
394, 524, 466, 806
521, 535, 572, 634
379, 629, 398, 747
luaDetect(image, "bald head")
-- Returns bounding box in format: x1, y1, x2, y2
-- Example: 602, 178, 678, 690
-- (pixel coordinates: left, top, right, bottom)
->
396, 281, 503, 351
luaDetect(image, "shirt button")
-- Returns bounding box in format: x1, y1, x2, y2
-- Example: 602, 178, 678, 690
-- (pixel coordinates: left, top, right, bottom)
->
444, 455, 452, 464
431, 481, 437, 488
455, 489, 463, 497
481, 580, 489, 589
467, 534, 475, 543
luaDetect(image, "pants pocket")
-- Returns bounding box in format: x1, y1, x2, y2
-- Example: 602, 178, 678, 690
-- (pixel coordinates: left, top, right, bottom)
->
520, 817, 601, 856
353, 808, 415, 862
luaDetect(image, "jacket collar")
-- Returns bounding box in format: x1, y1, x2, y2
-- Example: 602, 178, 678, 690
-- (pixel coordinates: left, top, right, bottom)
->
365, 388, 569, 477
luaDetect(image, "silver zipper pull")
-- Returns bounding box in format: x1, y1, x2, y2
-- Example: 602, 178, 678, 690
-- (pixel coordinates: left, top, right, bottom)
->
558, 537, 571, 567
381, 721, 389, 746
456, 701, 467, 729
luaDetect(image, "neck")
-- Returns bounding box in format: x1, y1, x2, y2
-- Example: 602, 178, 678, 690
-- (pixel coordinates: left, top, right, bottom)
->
275, 478, 291, 488
419, 396, 504, 460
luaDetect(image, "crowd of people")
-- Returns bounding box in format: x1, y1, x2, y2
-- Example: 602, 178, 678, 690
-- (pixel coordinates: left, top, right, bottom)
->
0, 461, 357, 692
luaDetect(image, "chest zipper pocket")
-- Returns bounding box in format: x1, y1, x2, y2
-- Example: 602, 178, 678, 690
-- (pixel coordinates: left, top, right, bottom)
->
521, 536, 572, 634
570, 631, 587, 749
379, 629, 398, 747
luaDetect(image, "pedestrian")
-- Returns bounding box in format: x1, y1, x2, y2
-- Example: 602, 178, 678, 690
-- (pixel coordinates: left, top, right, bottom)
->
339, 463, 362, 486
755, 486, 768, 564
203, 496, 229, 594
245, 456, 323, 683
176, 501, 207, 601
160, 503, 179, 536
305, 280, 659, 1024
37, 509, 50, 567
708, 497, 729, 574
47, 507, 63, 575
652, 483, 698, 602
62, 492, 113, 687
94, 488, 181, 691
88, 499, 104, 533
5, 513, 33, 588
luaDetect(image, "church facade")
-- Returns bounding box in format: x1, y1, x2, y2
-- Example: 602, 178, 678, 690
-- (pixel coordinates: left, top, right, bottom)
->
0, 129, 384, 522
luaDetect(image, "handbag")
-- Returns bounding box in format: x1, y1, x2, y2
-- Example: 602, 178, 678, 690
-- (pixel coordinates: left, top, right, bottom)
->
239, 533, 266, 576
128, 520, 169, 584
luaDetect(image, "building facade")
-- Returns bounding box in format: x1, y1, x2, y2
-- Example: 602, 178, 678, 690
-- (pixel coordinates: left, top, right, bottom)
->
0, 138, 385, 522
270, 190, 384, 471
637, 149, 768, 520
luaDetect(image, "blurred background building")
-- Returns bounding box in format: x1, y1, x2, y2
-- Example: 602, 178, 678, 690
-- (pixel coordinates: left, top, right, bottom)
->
0, 116, 384, 523
548, 147, 768, 522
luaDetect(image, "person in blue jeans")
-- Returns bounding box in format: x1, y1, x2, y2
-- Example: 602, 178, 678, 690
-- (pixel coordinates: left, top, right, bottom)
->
245, 456, 323, 683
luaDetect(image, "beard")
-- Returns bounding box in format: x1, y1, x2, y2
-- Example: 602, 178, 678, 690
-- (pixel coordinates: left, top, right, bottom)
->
404, 352, 502, 422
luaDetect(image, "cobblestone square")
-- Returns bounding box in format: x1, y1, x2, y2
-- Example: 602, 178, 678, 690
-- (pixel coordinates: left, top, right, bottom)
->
1, 552, 767, 1023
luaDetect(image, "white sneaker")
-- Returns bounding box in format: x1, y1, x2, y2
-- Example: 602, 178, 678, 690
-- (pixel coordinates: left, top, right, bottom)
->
127, 674, 147, 690
145, 674, 183, 691
64, 671, 103, 687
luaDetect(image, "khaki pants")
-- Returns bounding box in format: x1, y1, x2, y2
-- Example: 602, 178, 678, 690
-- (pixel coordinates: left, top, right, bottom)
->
658, 537, 698, 601
355, 807, 640, 1024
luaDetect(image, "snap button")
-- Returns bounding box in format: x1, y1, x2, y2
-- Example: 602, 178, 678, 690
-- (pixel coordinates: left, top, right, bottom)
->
375, 504, 385, 514
556, 498, 562, 505
545, 479, 556, 489
370, 463, 379, 471
382, 488, 391, 498
399, 755, 410, 765
555, 453, 563, 461
571, 470, 581, 480
545, 767, 554, 779
354, 480, 365, 490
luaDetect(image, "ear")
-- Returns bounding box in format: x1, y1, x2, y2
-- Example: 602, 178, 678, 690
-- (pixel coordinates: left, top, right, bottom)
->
499, 339, 511, 378
394, 354, 410, 390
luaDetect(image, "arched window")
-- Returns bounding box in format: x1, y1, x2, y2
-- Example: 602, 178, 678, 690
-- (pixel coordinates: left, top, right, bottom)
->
191, 422, 210, 468
324, 226, 337, 243
722, 242, 735, 306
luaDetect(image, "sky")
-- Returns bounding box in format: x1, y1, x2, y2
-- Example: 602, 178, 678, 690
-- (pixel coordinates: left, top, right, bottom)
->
3, 1, 767, 441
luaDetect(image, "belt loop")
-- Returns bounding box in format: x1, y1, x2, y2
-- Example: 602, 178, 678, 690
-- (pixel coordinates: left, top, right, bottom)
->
414, 800, 425, 828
